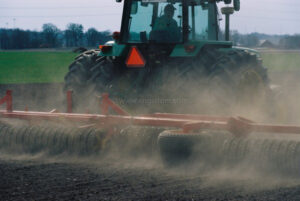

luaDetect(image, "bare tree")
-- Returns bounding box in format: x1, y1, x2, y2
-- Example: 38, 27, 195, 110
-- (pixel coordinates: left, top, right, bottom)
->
42, 23, 60, 47
86, 28, 99, 47
65, 23, 84, 47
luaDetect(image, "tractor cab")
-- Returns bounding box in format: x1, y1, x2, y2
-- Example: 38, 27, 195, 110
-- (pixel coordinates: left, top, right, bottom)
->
119, 0, 218, 44
100, 0, 240, 59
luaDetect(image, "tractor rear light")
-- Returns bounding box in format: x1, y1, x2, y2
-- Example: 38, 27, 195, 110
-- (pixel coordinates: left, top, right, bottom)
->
112, 31, 121, 41
184, 45, 196, 53
99, 45, 112, 53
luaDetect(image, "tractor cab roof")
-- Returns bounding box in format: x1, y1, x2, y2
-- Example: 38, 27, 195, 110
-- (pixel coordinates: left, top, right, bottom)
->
119, 0, 218, 44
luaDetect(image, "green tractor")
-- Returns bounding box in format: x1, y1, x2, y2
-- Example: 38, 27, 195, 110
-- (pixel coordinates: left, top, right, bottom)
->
64, 0, 271, 116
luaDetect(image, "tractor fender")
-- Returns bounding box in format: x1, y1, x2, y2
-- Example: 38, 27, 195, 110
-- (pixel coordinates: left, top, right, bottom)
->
220, 46, 261, 57
170, 40, 232, 57
98, 41, 127, 57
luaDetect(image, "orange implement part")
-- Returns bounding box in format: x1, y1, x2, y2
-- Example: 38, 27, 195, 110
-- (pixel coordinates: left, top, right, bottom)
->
125, 46, 146, 68
67, 90, 73, 113
1, 90, 300, 137
101, 93, 129, 116
0, 90, 12, 112
145, 113, 230, 122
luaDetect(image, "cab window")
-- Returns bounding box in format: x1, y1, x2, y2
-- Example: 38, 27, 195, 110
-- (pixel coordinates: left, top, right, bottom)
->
128, 0, 183, 43
188, 2, 209, 40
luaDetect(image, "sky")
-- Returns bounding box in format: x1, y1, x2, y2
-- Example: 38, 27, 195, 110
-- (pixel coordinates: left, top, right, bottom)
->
0, 0, 299, 35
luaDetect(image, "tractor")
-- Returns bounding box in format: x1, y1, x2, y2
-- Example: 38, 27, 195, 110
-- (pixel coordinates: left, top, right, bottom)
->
64, 0, 271, 117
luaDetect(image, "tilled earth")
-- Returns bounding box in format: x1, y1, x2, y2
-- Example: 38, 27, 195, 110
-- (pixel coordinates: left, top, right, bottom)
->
1, 71, 300, 200
1, 154, 300, 201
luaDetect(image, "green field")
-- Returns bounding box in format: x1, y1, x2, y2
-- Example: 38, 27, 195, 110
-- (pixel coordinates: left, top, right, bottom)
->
0, 52, 77, 84
261, 52, 300, 71
0, 51, 299, 84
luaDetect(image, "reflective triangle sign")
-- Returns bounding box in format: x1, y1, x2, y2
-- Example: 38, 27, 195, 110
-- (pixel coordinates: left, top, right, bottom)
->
126, 46, 146, 68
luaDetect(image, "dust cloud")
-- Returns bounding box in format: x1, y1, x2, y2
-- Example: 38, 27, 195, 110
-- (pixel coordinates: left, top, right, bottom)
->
1, 54, 300, 195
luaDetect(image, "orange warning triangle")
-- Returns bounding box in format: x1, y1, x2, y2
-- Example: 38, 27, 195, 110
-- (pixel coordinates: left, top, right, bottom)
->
126, 46, 146, 68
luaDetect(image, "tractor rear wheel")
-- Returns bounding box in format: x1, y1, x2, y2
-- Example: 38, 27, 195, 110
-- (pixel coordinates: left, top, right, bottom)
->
64, 49, 113, 112
64, 48, 272, 116
148, 48, 272, 116
64, 49, 102, 91
204, 49, 272, 117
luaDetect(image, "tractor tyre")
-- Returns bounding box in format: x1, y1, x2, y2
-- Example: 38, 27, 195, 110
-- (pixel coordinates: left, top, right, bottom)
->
64, 49, 102, 91
64, 49, 113, 112
158, 130, 211, 167
150, 48, 271, 115
206, 49, 272, 117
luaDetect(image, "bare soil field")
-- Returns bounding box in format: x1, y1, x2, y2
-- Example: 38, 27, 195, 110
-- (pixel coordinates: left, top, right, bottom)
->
1, 154, 300, 201
1, 71, 300, 200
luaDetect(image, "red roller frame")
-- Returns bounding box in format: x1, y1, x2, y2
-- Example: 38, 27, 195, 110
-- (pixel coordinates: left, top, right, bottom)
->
1, 90, 300, 137
0, 90, 12, 112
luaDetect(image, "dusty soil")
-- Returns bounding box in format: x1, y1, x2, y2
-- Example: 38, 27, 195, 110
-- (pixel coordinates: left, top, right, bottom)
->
1, 154, 300, 201
1, 71, 300, 200
0, 83, 66, 112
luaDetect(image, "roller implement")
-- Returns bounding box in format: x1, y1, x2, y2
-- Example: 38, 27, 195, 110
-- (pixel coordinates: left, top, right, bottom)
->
1, 91, 300, 174
1, 0, 300, 175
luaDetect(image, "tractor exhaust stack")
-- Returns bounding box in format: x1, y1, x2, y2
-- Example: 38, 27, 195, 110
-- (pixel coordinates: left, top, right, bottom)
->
221, 7, 234, 41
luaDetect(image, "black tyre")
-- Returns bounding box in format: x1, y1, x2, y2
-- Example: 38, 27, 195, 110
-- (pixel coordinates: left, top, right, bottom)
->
158, 130, 211, 167
111, 126, 164, 158
64, 50, 101, 91
144, 48, 272, 115
64, 47, 272, 116
206, 49, 271, 114
64, 49, 110, 112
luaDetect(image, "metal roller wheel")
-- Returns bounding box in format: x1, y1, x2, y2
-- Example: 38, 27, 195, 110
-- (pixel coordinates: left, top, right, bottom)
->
158, 130, 212, 167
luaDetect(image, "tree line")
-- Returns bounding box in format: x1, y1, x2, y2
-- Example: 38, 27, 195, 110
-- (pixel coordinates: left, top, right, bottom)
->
0, 23, 111, 49
229, 31, 300, 49
1, 23, 299, 49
